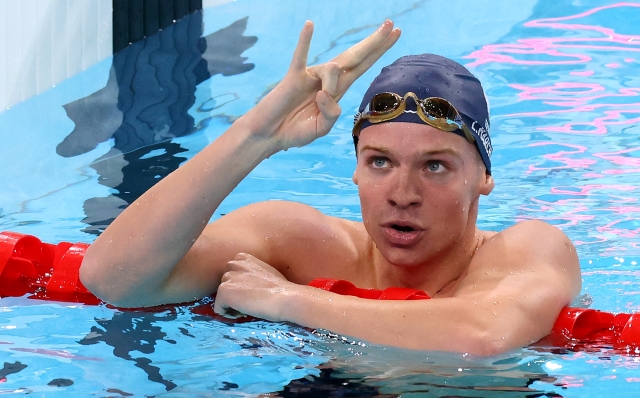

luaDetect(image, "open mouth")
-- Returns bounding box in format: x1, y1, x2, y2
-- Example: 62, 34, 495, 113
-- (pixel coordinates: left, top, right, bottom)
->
391, 224, 416, 232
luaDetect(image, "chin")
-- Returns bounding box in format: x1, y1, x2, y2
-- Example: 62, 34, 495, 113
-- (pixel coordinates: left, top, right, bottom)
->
378, 246, 429, 268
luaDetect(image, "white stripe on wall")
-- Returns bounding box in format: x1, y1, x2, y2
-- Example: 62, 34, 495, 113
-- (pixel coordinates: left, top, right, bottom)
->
0, 0, 112, 112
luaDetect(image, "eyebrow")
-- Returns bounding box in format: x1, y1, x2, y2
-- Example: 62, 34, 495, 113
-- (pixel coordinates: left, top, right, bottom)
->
359, 145, 462, 158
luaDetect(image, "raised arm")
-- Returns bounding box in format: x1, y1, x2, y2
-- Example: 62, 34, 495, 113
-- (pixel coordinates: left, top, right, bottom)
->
79, 21, 401, 308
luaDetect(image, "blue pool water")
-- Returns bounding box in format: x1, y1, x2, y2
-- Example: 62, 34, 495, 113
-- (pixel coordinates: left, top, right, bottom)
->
2, 0, 640, 396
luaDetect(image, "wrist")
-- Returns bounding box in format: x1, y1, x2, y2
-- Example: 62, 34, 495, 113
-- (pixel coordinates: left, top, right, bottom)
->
233, 114, 287, 157
277, 285, 327, 326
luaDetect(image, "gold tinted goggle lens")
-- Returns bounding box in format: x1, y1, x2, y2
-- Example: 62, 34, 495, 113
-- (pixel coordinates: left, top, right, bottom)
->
352, 92, 476, 144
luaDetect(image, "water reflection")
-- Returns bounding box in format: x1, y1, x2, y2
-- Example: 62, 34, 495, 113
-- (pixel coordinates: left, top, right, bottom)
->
78, 311, 179, 391
56, 11, 257, 235
468, 1, 640, 256
273, 337, 566, 397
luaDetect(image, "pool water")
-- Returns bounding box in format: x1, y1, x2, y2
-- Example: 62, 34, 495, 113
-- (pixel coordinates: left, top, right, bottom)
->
1, 0, 640, 396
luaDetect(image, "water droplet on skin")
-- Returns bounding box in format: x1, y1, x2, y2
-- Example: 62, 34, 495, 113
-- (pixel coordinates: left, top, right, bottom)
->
464, 179, 467, 184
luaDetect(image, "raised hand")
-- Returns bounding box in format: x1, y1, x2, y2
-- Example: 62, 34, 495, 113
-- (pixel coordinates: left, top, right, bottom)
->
80, 21, 400, 310
243, 20, 401, 152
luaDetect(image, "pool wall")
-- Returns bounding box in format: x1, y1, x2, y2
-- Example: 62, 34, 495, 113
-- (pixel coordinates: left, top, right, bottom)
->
0, 0, 112, 111
0, 0, 231, 112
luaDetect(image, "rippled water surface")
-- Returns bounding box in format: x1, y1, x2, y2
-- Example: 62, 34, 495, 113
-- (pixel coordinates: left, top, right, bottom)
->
1, 0, 640, 396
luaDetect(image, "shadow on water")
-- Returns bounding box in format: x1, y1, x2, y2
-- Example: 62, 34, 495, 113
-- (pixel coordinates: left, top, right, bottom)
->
55, 10, 257, 235
78, 311, 179, 392
273, 354, 565, 398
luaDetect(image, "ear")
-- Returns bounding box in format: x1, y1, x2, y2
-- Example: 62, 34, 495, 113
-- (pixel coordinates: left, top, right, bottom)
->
479, 173, 494, 195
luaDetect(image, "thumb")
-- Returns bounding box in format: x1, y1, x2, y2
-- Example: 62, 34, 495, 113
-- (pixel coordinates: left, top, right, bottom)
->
315, 90, 342, 137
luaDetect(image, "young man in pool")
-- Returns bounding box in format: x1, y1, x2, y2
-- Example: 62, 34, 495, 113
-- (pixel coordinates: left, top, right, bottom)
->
80, 20, 581, 355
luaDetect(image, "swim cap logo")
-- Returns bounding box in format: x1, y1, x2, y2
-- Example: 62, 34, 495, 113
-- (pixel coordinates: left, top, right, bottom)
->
472, 120, 492, 158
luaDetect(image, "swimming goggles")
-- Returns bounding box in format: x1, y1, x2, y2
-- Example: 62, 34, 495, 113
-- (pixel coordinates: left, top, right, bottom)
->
352, 92, 476, 144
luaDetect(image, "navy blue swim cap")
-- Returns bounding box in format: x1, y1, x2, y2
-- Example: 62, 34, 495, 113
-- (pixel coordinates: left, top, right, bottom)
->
354, 54, 492, 174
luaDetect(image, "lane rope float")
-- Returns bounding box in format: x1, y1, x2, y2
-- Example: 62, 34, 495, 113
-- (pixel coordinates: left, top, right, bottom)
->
2, 231, 639, 353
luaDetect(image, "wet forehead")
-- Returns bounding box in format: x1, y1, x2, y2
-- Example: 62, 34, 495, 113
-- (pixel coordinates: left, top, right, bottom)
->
357, 122, 472, 158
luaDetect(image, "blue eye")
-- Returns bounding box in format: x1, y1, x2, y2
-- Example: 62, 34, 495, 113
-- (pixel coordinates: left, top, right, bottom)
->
373, 158, 387, 168
426, 160, 444, 172
368, 157, 390, 168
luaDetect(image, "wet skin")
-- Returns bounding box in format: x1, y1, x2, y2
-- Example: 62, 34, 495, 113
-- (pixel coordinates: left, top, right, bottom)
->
354, 121, 494, 293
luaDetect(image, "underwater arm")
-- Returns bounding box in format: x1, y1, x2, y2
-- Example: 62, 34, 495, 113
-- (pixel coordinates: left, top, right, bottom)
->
80, 21, 401, 308
214, 220, 581, 354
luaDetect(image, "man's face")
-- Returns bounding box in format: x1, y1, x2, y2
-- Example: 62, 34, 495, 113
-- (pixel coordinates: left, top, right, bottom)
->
353, 122, 494, 268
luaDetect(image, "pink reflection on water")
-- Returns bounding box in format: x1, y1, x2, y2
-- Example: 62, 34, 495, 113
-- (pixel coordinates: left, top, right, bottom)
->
468, 2, 640, 139
582, 270, 640, 276
538, 109, 640, 135
466, 2, 640, 67
510, 83, 640, 107
597, 219, 640, 238
468, 2, 640, 255
594, 147, 640, 175
526, 142, 595, 173
570, 70, 595, 76
594, 147, 640, 166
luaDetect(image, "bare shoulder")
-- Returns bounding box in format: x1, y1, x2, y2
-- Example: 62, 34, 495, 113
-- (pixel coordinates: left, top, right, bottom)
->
207, 200, 357, 242
479, 220, 578, 269
197, 200, 364, 282
465, 219, 581, 297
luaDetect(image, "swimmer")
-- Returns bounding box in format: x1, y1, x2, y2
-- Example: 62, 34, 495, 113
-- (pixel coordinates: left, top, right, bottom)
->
80, 20, 581, 355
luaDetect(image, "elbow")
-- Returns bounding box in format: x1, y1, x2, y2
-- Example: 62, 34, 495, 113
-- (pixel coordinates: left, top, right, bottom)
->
469, 335, 510, 357
461, 328, 517, 357
79, 248, 131, 307
79, 248, 102, 298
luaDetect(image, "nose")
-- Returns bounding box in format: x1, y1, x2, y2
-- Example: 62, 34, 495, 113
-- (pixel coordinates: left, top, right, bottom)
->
387, 170, 422, 209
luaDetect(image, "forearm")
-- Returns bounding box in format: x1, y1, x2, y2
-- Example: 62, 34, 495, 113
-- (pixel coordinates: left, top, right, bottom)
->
80, 117, 278, 304
286, 287, 536, 355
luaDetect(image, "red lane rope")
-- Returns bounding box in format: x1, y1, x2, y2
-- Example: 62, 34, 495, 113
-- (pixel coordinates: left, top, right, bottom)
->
2, 231, 639, 353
